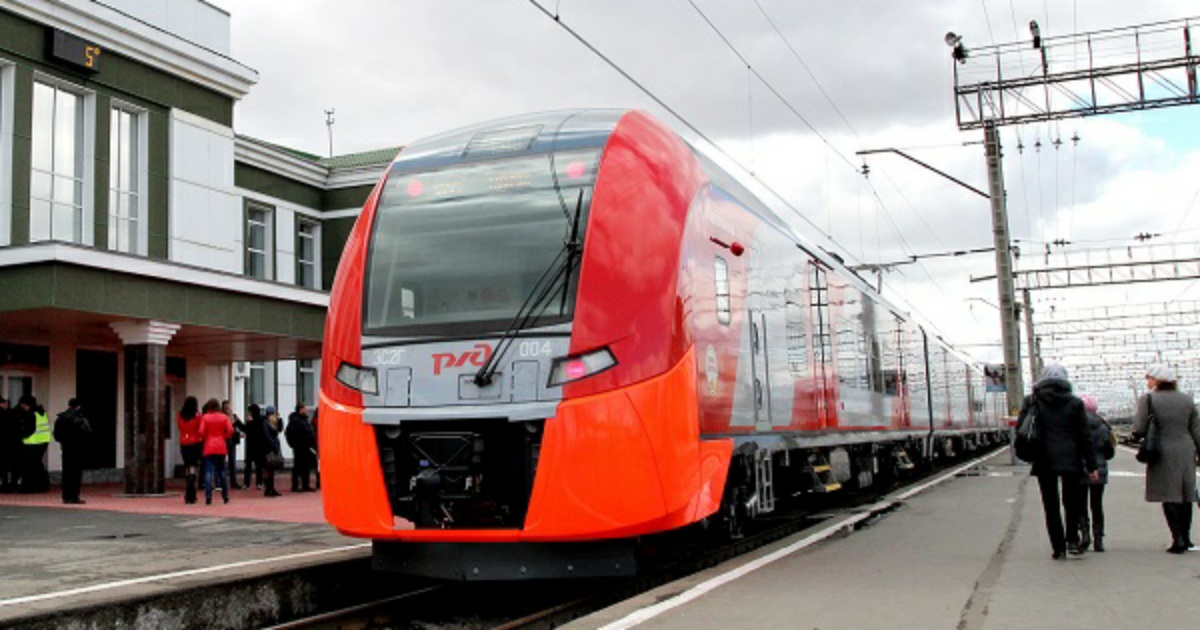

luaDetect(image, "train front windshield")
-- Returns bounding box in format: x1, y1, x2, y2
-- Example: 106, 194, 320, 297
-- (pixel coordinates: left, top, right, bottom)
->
364, 147, 602, 337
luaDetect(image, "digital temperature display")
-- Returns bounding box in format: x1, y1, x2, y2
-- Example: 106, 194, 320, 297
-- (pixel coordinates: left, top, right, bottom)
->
49, 29, 102, 72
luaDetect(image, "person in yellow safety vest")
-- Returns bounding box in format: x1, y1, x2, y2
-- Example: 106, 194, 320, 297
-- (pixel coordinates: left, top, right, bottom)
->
18, 395, 50, 493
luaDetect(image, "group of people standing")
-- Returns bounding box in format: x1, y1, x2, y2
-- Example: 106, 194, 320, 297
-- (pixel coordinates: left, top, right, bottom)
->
176, 398, 318, 504
1021, 362, 1200, 559
1, 395, 91, 503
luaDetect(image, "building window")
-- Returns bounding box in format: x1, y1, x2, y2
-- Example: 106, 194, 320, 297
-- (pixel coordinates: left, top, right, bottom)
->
1, 60, 14, 246
296, 219, 318, 289
714, 257, 731, 325
297, 359, 317, 408
247, 361, 266, 407
246, 203, 273, 279
109, 105, 145, 254
31, 80, 86, 243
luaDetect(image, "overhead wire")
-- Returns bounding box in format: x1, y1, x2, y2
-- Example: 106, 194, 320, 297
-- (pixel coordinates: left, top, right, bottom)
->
749, 0, 859, 137
524, 0, 850, 257
683, 0, 858, 171
750, 0, 959, 260
980, 0, 997, 45
736, 0, 977, 329
1006, 0, 1032, 239
530, 0, 976, 336
741, 1, 959, 261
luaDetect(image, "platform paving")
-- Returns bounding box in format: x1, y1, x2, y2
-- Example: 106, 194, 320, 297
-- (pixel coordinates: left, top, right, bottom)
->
570, 448, 1200, 630
0, 481, 367, 626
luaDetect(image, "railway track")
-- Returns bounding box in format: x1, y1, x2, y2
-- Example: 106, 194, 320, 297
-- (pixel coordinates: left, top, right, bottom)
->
272, 447, 1004, 629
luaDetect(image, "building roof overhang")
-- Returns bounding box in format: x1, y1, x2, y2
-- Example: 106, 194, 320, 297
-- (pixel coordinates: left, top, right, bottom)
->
0, 0, 258, 98
0, 243, 327, 362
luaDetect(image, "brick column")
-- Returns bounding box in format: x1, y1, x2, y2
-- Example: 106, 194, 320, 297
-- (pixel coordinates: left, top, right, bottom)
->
111, 320, 181, 495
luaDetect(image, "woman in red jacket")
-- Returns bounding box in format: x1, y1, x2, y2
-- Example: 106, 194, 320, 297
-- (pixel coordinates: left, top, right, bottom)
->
199, 398, 234, 505
177, 397, 203, 504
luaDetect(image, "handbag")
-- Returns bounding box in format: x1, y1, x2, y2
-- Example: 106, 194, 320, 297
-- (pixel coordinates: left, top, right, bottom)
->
1135, 394, 1161, 464
265, 452, 284, 471
1014, 399, 1040, 461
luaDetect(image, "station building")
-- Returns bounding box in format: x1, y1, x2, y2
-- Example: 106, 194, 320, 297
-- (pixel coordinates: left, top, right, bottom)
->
0, 0, 394, 489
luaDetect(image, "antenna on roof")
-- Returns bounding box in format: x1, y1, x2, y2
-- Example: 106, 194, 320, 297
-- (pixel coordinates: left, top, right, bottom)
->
324, 108, 336, 158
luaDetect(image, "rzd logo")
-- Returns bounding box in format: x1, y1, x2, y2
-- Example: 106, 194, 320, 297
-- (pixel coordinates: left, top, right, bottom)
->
432, 344, 493, 375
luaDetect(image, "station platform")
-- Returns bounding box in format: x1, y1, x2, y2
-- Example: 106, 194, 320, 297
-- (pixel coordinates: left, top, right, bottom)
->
570, 448, 1200, 629
0, 480, 369, 628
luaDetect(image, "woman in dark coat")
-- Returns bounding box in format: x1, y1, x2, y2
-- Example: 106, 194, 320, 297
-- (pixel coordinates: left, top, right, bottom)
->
1017, 363, 1098, 559
1077, 394, 1115, 552
242, 404, 264, 489
1133, 364, 1200, 554
261, 405, 283, 497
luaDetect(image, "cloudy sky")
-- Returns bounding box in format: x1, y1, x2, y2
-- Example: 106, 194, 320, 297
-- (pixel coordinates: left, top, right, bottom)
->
208, 0, 1200, 396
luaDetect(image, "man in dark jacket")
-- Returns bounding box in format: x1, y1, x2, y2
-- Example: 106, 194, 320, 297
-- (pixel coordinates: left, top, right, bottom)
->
53, 398, 92, 504
286, 404, 316, 492
1018, 363, 1099, 559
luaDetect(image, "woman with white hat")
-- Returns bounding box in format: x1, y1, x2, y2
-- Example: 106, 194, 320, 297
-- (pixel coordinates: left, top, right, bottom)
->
1134, 364, 1200, 554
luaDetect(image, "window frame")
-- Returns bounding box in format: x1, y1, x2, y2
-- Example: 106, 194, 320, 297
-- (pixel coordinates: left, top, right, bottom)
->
0, 58, 15, 246
297, 359, 317, 408
244, 201, 274, 280
108, 99, 149, 255
29, 74, 96, 246
295, 217, 319, 289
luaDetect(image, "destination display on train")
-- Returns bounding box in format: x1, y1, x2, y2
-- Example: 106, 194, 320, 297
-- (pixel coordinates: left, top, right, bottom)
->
381, 150, 598, 204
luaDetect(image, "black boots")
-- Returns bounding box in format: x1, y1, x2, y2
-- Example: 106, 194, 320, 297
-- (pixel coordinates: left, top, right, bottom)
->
184, 473, 197, 504
1163, 503, 1191, 554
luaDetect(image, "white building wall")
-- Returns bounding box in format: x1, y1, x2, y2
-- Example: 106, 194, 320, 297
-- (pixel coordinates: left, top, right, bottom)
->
98, 0, 231, 56
169, 108, 240, 273
187, 360, 229, 407
44, 344, 75, 473
276, 359, 297, 460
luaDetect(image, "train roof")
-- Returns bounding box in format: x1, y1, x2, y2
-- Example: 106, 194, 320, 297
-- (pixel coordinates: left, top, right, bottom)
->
388, 109, 626, 175
378, 108, 973, 363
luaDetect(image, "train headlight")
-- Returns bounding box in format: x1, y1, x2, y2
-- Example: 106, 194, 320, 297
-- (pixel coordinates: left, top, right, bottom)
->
548, 347, 617, 387
336, 362, 379, 395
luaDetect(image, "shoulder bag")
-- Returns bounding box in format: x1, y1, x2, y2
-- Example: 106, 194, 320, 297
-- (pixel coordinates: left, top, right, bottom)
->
1014, 399, 1041, 461
1135, 394, 1161, 464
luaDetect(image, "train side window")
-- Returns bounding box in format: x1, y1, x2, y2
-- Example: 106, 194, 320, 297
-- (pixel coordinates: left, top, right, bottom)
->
714, 257, 731, 325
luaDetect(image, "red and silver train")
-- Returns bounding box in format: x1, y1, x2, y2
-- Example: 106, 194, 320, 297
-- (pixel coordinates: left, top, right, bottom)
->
319, 109, 1006, 580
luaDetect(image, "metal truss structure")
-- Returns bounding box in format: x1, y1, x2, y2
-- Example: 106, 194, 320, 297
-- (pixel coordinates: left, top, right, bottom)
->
1038, 329, 1200, 416
971, 242, 1200, 290
947, 18, 1200, 414
1040, 331, 1200, 358
1036, 300, 1200, 334
953, 17, 1199, 129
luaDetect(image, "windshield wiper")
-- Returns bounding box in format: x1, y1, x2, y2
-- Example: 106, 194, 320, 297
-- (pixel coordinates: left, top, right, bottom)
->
474, 190, 585, 387
558, 190, 585, 314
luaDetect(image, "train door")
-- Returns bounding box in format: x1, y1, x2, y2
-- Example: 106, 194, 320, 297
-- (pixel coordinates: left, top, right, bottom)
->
809, 263, 834, 428
747, 250, 772, 431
